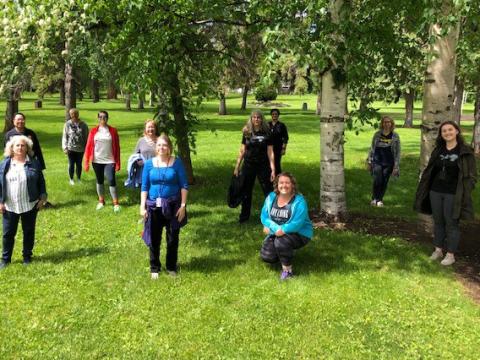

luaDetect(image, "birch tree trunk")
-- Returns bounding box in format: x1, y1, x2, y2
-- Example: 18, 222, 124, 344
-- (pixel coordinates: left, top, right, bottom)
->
219, 92, 227, 115
420, 17, 459, 172
319, 0, 347, 219
403, 89, 415, 128
473, 85, 480, 154
452, 76, 464, 124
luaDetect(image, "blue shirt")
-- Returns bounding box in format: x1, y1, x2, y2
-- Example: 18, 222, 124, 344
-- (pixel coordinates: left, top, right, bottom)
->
141, 157, 188, 199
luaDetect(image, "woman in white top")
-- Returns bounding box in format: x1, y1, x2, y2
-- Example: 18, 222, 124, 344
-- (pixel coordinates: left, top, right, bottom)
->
84, 111, 121, 212
0, 135, 47, 269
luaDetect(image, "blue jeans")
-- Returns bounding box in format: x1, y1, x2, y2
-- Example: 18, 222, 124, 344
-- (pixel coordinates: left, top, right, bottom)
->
2, 207, 38, 263
372, 164, 393, 201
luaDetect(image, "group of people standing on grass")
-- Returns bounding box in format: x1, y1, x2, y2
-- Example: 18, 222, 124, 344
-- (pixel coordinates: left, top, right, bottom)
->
0, 108, 476, 278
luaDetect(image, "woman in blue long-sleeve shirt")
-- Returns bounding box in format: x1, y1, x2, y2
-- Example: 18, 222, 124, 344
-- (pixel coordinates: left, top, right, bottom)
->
260, 172, 313, 280
140, 134, 188, 279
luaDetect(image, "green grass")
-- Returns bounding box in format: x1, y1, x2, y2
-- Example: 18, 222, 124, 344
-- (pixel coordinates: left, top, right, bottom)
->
0, 93, 479, 358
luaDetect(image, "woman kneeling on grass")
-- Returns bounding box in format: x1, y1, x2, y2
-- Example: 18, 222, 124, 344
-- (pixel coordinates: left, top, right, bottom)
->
260, 172, 313, 280
140, 134, 188, 279
414, 121, 477, 266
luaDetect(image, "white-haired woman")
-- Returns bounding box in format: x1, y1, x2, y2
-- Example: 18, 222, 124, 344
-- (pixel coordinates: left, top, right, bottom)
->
233, 110, 275, 223
0, 135, 47, 269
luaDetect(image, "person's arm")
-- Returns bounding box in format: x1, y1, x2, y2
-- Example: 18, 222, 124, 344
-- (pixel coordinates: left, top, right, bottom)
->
282, 123, 288, 155
31, 131, 46, 170
81, 122, 89, 149
35, 163, 48, 209
393, 133, 401, 176
260, 195, 281, 234
174, 158, 189, 221
234, 144, 246, 176
267, 145, 275, 180
83, 130, 94, 171
140, 191, 148, 218
113, 128, 121, 172
62, 122, 69, 153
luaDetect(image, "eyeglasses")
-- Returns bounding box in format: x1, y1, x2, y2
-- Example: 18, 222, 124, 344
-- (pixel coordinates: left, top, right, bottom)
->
98, 116, 107, 119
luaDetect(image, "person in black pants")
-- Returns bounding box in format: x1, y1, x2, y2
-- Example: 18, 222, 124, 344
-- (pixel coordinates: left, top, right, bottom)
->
367, 116, 401, 207
268, 109, 289, 174
415, 121, 477, 266
234, 110, 276, 223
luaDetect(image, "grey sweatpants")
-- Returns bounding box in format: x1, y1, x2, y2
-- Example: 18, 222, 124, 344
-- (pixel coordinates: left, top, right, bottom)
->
429, 190, 460, 253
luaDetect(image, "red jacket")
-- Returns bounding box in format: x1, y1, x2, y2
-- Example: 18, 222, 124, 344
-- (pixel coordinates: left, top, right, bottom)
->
84, 125, 121, 172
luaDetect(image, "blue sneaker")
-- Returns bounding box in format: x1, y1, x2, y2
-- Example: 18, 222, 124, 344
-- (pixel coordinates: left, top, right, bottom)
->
280, 270, 294, 280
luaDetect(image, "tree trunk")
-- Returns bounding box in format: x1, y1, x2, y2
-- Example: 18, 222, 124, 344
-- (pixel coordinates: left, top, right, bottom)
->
420, 18, 459, 172
316, 76, 322, 115
452, 76, 464, 124
149, 87, 156, 107
92, 78, 100, 103
219, 92, 227, 115
138, 93, 145, 110
4, 89, 19, 132
107, 80, 117, 99
125, 93, 131, 111
473, 85, 480, 155
241, 85, 249, 110
319, 0, 347, 220
170, 71, 194, 184
64, 59, 76, 121
59, 79, 66, 106
403, 89, 415, 128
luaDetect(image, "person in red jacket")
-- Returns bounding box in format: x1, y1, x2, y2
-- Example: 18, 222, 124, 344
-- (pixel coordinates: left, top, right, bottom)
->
84, 111, 121, 212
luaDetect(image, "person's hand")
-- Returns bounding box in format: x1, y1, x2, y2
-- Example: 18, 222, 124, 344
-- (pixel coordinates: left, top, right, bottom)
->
137, 159, 144, 166
392, 168, 399, 177
275, 228, 285, 236
176, 206, 186, 222
63, 149, 68, 154
140, 207, 148, 219
263, 227, 270, 235
0, 203, 5, 214
270, 170, 275, 182
36, 200, 46, 210
281, 148, 286, 156
367, 163, 372, 172
233, 167, 239, 176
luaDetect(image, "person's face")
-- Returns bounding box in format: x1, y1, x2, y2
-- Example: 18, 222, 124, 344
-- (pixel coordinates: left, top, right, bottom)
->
70, 110, 79, 121
145, 122, 156, 137
271, 111, 279, 121
156, 138, 170, 156
441, 124, 459, 142
382, 119, 392, 131
13, 115, 26, 131
277, 176, 293, 196
98, 113, 108, 126
13, 139, 27, 157
252, 113, 262, 128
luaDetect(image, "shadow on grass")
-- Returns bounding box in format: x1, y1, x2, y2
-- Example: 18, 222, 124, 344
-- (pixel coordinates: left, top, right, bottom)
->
35, 246, 108, 264
48, 199, 88, 209
182, 255, 246, 273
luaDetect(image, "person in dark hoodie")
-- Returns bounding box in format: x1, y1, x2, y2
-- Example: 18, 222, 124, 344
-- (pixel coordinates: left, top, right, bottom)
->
414, 120, 477, 266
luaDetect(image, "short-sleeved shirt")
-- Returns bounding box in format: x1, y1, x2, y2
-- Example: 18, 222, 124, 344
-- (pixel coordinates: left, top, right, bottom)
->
431, 145, 460, 194
373, 132, 394, 166
242, 130, 272, 164
269, 195, 295, 225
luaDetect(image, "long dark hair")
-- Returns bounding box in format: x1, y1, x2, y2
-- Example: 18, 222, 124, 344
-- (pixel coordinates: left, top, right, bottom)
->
435, 120, 465, 148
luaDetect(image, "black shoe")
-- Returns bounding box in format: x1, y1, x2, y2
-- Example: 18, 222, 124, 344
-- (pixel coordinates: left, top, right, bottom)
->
23, 258, 32, 266
0, 261, 9, 270
239, 216, 249, 224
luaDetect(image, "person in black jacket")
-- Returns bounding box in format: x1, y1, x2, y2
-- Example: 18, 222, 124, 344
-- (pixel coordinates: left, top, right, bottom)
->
268, 109, 289, 174
414, 121, 477, 266
234, 110, 276, 223
5, 113, 46, 170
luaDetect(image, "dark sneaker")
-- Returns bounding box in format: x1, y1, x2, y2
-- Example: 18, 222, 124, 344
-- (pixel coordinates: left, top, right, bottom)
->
23, 258, 32, 266
0, 261, 9, 270
167, 270, 178, 277
280, 270, 294, 280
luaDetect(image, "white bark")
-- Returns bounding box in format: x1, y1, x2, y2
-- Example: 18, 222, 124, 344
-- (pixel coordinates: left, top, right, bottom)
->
420, 19, 459, 172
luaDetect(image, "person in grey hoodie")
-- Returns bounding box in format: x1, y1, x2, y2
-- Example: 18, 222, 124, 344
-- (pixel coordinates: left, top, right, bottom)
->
367, 116, 400, 207
62, 108, 89, 185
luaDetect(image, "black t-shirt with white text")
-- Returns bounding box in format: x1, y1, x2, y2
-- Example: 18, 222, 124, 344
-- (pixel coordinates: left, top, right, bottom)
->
270, 195, 295, 225
431, 145, 460, 194
242, 130, 272, 164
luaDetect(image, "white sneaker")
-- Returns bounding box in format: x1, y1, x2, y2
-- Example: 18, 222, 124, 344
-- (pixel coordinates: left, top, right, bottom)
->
69, 179, 75, 185
376, 201, 384, 207
441, 254, 455, 266
430, 249, 443, 261
370, 200, 377, 206
96, 202, 105, 211
113, 205, 121, 213
151, 272, 159, 280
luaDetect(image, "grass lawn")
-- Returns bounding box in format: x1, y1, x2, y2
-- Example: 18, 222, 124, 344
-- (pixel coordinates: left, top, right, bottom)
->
0, 93, 479, 358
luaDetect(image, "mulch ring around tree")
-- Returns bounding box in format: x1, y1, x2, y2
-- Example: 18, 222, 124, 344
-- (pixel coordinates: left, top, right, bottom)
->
310, 211, 480, 304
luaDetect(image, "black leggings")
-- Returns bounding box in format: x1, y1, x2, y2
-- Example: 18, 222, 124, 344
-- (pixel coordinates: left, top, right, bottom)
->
149, 208, 180, 272
240, 161, 273, 221
67, 151, 84, 180
92, 163, 116, 186
430, 190, 460, 253
260, 233, 309, 266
